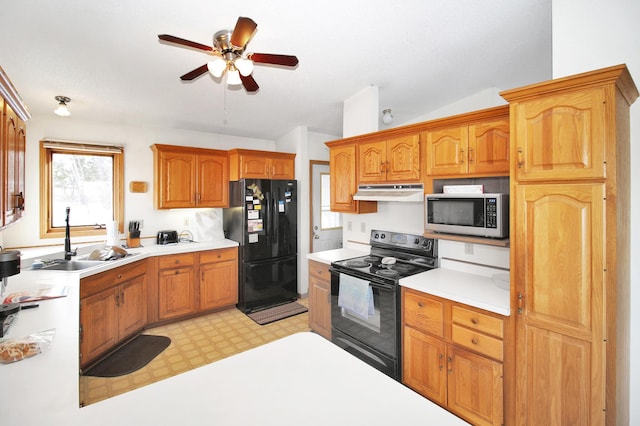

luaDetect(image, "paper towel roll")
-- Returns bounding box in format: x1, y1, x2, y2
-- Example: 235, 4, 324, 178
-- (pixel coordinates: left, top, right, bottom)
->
106, 221, 120, 246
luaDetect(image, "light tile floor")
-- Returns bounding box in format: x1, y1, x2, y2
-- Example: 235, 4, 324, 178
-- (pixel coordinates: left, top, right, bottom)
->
79, 298, 310, 407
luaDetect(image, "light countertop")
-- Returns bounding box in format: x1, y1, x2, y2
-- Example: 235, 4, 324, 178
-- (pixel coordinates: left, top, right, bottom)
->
400, 259, 511, 316
305, 247, 369, 265
1, 240, 468, 425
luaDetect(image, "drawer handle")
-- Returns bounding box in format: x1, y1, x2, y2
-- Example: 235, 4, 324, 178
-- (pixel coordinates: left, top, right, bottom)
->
471, 318, 479, 324
471, 337, 479, 345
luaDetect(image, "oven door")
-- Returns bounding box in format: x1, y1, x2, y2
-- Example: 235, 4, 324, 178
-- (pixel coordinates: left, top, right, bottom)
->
330, 269, 400, 377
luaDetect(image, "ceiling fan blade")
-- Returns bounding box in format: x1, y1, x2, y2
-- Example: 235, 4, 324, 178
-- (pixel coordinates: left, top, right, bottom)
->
158, 34, 213, 52
240, 74, 259, 92
230, 17, 257, 48
249, 53, 299, 67
180, 64, 209, 81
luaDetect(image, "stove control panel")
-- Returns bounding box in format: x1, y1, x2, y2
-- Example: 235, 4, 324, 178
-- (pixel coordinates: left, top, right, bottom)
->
370, 230, 437, 256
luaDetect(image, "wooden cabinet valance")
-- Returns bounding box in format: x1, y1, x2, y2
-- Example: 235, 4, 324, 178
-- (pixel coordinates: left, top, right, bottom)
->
228, 148, 295, 180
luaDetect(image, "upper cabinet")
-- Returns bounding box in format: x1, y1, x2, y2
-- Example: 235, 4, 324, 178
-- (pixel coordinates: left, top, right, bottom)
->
507, 86, 607, 182
228, 149, 295, 180
327, 142, 377, 214
0, 66, 29, 229
151, 144, 229, 209
358, 135, 421, 183
424, 107, 510, 177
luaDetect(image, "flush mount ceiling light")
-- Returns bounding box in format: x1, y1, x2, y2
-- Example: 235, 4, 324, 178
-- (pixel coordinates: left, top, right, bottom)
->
54, 96, 71, 117
158, 16, 299, 92
382, 109, 394, 125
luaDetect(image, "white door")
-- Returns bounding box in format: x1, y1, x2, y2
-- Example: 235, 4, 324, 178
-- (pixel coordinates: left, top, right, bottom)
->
310, 161, 342, 252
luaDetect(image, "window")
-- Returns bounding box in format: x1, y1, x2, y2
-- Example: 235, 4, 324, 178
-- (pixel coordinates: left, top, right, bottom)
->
40, 141, 124, 239
320, 172, 342, 229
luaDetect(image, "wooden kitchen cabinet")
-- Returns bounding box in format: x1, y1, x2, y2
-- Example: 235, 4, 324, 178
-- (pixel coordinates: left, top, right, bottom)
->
402, 287, 505, 426
327, 142, 377, 213
151, 144, 229, 209
0, 67, 29, 229
308, 260, 331, 339
358, 134, 421, 183
424, 109, 510, 177
228, 148, 295, 180
501, 65, 638, 426
79, 260, 148, 368
199, 248, 238, 311
157, 253, 197, 320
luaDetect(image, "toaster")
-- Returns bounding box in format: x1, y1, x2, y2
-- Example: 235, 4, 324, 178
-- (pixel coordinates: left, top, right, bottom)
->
157, 230, 178, 245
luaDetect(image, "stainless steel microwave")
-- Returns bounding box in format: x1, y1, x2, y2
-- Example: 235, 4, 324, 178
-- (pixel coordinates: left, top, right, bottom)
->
425, 193, 509, 238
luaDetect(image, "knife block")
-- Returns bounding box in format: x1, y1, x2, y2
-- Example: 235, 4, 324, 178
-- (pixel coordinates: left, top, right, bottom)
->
127, 231, 141, 248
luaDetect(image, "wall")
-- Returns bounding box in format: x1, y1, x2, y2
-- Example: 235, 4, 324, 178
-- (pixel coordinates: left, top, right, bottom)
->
276, 127, 338, 296
1, 115, 276, 249
552, 1, 640, 422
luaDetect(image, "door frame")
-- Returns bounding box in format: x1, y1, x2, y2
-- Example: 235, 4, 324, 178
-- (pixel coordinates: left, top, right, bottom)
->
309, 160, 329, 252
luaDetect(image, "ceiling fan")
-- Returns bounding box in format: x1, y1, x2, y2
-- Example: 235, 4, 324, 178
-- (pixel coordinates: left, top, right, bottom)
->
158, 17, 299, 92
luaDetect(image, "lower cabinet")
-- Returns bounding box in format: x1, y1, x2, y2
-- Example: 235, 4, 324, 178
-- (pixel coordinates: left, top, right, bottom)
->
199, 248, 238, 311
79, 260, 148, 368
402, 287, 505, 426
158, 253, 197, 320
308, 260, 331, 339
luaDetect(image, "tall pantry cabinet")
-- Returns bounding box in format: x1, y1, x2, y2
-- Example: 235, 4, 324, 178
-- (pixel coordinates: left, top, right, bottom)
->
501, 65, 637, 426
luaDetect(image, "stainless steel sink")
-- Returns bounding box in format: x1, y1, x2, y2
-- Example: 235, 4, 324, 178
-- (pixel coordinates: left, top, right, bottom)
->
40, 260, 104, 271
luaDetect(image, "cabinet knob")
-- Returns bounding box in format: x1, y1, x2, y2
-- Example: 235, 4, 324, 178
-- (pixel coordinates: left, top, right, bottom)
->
471, 317, 479, 324
117, 274, 122, 280
418, 301, 424, 308
175, 270, 179, 275
175, 260, 180, 264
471, 337, 479, 345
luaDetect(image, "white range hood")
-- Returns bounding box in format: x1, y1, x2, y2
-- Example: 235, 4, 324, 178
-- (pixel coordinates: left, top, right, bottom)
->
352, 183, 424, 202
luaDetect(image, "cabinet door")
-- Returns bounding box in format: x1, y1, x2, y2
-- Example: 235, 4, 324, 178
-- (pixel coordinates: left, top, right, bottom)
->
157, 150, 196, 208
330, 145, 357, 212
511, 87, 606, 181
467, 118, 510, 175
403, 326, 447, 405
448, 346, 503, 426
425, 126, 468, 176
308, 273, 331, 340
158, 267, 196, 320
80, 288, 119, 366
385, 135, 421, 182
358, 141, 386, 183
238, 153, 270, 178
117, 275, 147, 339
197, 153, 228, 207
3, 103, 23, 226
270, 156, 295, 179
199, 260, 238, 311
513, 183, 605, 425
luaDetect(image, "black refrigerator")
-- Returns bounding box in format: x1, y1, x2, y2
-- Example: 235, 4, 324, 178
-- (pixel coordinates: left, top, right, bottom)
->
223, 179, 298, 313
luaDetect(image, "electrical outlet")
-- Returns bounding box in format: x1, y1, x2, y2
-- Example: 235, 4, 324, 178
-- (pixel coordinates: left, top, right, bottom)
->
464, 243, 474, 255
347, 221, 352, 231
183, 216, 190, 226
361, 222, 366, 233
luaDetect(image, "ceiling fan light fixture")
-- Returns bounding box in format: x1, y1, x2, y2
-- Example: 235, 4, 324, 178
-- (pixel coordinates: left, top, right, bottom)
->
207, 58, 227, 78
54, 96, 71, 117
226, 68, 242, 86
382, 108, 394, 125
235, 57, 254, 76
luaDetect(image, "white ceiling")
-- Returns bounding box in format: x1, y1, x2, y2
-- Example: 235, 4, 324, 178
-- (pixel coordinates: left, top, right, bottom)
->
0, 0, 552, 141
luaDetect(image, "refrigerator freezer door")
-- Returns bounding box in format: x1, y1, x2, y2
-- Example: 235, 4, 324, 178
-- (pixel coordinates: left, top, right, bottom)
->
237, 255, 298, 313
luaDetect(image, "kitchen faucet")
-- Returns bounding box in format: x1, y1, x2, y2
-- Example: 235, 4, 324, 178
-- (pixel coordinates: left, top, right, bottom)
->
64, 206, 76, 260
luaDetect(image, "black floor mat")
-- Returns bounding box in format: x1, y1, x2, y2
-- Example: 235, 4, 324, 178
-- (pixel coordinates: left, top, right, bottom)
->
83, 334, 171, 377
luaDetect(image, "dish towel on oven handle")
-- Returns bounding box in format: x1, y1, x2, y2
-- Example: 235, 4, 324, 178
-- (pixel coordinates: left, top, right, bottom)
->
338, 273, 375, 319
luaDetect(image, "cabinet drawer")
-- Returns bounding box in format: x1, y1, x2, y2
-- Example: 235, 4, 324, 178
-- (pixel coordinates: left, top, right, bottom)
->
80, 260, 146, 298
158, 253, 195, 269
308, 260, 330, 281
403, 290, 444, 337
199, 248, 237, 264
452, 305, 504, 339
452, 323, 503, 361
